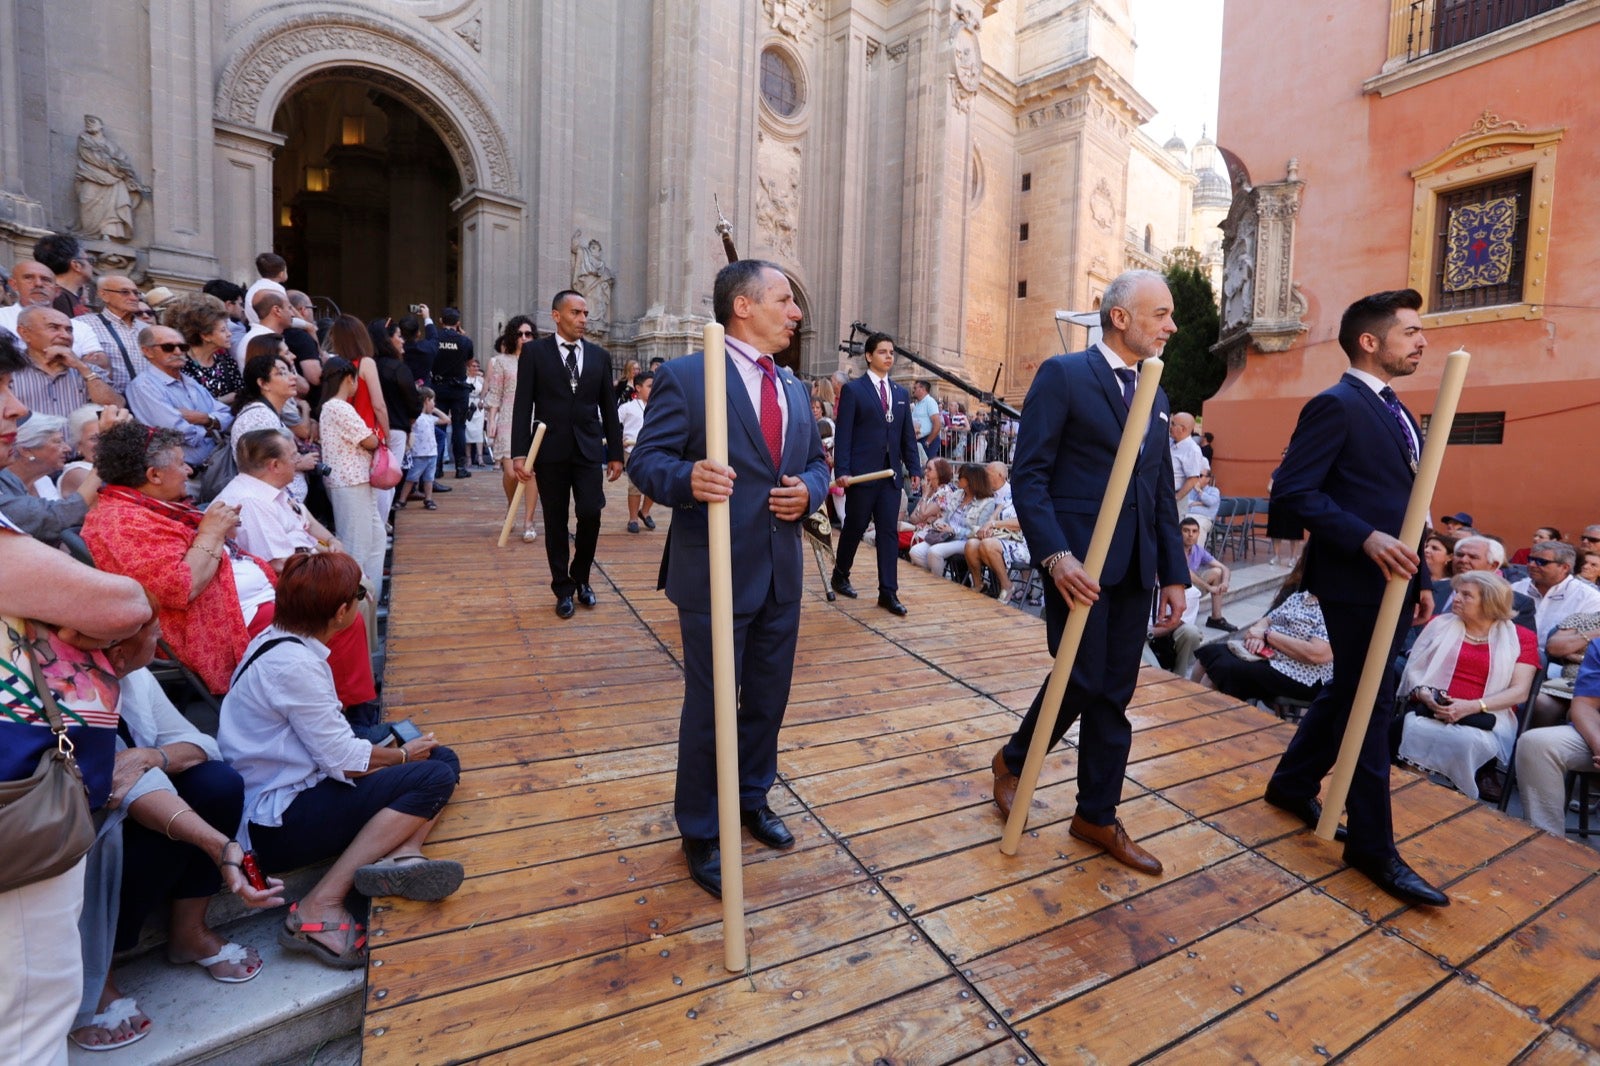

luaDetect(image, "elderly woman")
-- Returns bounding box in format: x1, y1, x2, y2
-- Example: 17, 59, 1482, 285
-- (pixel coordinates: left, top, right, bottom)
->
964, 477, 1031, 603
1191, 557, 1333, 707
908, 462, 999, 574
0, 412, 100, 545
79, 421, 375, 706
1391, 570, 1538, 799
57, 403, 123, 498
164, 292, 244, 405
232, 349, 319, 501
220, 552, 463, 970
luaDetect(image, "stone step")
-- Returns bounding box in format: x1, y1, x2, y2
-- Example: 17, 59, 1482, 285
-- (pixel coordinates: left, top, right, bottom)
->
69, 906, 364, 1066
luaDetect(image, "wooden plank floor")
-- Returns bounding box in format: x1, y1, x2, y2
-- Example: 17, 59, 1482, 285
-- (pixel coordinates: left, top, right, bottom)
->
364, 477, 1600, 1065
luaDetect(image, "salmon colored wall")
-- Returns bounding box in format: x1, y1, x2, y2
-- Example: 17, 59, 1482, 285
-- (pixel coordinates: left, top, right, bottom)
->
1203, 0, 1600, 541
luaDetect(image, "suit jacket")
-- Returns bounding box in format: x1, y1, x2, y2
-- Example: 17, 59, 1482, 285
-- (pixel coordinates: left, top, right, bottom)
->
1011, 349, 1187, 591
1272, 374, 1421, 606
510, 335, 624, 465
833, 373, 920, 488
627, 350, 829, 615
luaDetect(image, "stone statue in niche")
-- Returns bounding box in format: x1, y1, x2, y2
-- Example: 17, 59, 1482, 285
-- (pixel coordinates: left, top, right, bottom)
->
1221, 220, 1256, 333
571, 230, 616, 335
75, 116, 147, 242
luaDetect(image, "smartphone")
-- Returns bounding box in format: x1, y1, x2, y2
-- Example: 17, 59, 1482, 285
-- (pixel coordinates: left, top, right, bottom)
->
1433, 688, 1454, 706
389, 719, 423, 745
409, 303, 422, 314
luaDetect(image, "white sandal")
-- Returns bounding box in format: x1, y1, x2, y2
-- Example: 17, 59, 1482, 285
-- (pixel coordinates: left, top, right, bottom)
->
522, 527, 538, 542
70, 997, 151, 1052
179, 941, 263, 984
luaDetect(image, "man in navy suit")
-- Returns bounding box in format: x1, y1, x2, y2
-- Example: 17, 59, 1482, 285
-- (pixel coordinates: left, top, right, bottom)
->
628, 260, 830, 898
830, 331, 921, 615
510, 290, 624, 619
990, 269, 1189, 875
1265, 288, 1448, 908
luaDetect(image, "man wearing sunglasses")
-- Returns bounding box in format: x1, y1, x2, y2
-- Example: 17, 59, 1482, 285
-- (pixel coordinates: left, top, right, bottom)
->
1512, 541, 1600, 649
126, 325, 233, 470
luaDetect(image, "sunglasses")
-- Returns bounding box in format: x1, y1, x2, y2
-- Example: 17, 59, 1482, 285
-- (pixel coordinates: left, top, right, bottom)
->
147, 342, 189, 353
1527, 557, 1564, 567
516, 329, 534, 337
354, 585, 368, 602
1582, 535, 1600, 543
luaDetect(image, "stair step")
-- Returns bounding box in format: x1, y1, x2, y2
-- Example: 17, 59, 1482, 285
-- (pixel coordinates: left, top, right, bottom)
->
70, 907, 364, 1066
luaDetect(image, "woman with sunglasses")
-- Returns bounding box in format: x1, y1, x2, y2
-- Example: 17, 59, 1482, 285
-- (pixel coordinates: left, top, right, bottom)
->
219, 551, 462, 970
483, 315, 539, 541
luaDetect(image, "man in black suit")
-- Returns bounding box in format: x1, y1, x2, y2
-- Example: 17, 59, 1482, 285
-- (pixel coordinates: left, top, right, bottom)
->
830, 331, 920, 615
511, 290, 624, 618
1265, 288, 1448, 908
990, 269, 1189, 875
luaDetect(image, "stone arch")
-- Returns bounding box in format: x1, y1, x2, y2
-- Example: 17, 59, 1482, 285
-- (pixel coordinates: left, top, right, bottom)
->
213, 6, 516, 198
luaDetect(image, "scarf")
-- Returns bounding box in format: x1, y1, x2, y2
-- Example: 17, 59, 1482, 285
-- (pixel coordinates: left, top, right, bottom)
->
1397, 613, 1520, 798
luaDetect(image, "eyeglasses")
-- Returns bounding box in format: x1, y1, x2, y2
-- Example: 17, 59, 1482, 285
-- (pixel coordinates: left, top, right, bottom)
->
1527, 557, 1564, 568
145, 342, 190, 353
101, 287, 139, 297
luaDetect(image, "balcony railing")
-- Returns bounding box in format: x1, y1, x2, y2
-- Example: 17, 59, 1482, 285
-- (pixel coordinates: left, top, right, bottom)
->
1401, 0, 1572, 60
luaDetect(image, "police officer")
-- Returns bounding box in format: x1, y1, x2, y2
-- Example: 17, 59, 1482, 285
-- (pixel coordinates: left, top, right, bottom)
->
432, 307, 476, 479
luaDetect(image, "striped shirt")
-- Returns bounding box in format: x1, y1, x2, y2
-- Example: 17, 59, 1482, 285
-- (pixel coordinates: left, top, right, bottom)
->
11, 358, 91, 418
78, 311, 152, 395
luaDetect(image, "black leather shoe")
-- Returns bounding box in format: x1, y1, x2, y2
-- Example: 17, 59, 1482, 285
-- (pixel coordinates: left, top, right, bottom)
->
432, 483, 453, 493
576, 584, 597, 607
454, 468, 472, 479
877, 592, 908, 617
682, 838, 721, 898
555, 596, 575, 619
1263, 786, 1347, 842
1345, 852, 1449, 907
740, 806, 795, 849
830, 571, 858, 599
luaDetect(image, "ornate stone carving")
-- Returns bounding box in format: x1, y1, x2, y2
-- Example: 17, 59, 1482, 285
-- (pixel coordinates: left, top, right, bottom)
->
214, 10, 515, 196
756, 141, 801, 259
949, 1, 983, 113
1217, 159, 1307, 353
885, 40, 909, 62
454, 16, 482, 52
571, 229, 616, 336
1450, 109, 1527, 147
1089, 178, 1115, 233
763, 0, 821, 40
75, 116, 148, 242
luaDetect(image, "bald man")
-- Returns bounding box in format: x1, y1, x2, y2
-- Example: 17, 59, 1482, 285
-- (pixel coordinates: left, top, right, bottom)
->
78, 274, 154, 394
1169, 411, 1206, 508
0, 260, 108, 379
11, 306, 123, 415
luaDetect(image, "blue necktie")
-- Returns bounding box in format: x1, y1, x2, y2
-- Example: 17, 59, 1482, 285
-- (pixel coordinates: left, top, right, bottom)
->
1379, 386, 1417, 461
1114, 366, 1136, 409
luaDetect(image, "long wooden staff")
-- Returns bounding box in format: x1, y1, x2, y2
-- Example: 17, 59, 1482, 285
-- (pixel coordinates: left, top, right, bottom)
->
1317, 348, 1470, 839
496, 422, 547, 547
841, 468, 895, 486
1000, 358, 1166, 855
703, 323, 747, 970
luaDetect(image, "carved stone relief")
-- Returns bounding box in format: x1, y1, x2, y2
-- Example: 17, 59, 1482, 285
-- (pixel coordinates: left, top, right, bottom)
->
764, 0, 821, 40
949, 1, 983, 113
571, 230, 616, 335
756, 136, 801, 259
1089, 178, 1115, 233
454, 17, 482, 52
1216, 158, 1307, 354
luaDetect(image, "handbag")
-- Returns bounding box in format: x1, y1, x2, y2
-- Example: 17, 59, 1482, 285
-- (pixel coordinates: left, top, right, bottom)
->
369, 443, 402, 489
0, 643, 95, 893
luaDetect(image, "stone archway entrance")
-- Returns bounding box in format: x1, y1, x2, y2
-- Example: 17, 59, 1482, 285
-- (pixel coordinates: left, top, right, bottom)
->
272, 76, 462, 321
774, 280, 811, 373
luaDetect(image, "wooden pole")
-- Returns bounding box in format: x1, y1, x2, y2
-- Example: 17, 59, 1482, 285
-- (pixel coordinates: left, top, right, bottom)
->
702, 323, 747, 971
999, 358, 1166, 856
496, 423, 547, 547
841, 468, 895, 486
1316, 348, 1471, 839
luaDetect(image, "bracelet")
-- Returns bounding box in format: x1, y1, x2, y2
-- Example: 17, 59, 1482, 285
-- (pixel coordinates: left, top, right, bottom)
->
164, 807, 196, 840
158, 747, 169, 772
1040, 550, 1074, 574
1479, 699, 1488, 715
400, 746, 409, 763
192, 540, 223, 561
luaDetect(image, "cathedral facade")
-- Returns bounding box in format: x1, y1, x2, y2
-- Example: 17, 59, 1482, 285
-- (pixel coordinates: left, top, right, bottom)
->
0, 0, 1222, 395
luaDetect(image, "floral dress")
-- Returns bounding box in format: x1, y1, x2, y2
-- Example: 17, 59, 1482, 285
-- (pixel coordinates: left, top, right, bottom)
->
184, 352, 245, 400
481, 353, 520, 458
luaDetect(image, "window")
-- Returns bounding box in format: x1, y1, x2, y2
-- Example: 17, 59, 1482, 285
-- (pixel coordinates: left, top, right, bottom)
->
1018, 223, 1029, 242
1419, 410, 1505, 445
1428, 0, 1572, 57
1430, 171, 1531, 313
1144, 225, 1154, 253
1021, 172, 1032, 192
1016, 280, 1028, 299
760, 48, 802, 117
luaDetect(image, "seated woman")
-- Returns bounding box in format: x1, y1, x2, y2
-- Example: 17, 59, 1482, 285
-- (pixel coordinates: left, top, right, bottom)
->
908, 462, 998, 574
964, 481, 1030, 604
79, 421, 375, 706
58, 403, 126, 499
220, 552, 463, 970
1192, 557, 1333, 707
1391, 570, 1538, 799
232, 346, 320, 502
902, 456, 956, 545
0, 412, 100, 544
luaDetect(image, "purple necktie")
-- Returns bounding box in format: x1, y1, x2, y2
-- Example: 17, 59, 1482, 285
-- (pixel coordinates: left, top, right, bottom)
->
1114, 366, 1136, 409
1380, 386, 1417, 461
878, 378, 890, 415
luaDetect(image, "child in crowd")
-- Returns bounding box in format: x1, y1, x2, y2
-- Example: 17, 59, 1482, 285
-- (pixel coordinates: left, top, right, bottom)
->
402, 387, 449, 510
617, 371, 655, 533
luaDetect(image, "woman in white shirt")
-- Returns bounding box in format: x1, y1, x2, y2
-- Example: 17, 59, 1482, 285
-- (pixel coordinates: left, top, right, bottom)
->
231, 346, 319, 501
219, 552, 461, 970
316, 357, 385, 591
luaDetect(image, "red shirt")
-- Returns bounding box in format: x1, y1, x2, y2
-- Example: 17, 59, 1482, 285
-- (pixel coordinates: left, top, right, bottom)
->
1445, 625, 1538, 700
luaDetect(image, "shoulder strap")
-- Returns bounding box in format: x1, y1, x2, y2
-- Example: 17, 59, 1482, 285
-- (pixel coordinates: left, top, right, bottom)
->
234, 636, 304, 681
97, 314, 138, 382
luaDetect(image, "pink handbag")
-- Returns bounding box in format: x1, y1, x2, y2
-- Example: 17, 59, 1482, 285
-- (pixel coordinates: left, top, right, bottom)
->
369, 444, 402, 489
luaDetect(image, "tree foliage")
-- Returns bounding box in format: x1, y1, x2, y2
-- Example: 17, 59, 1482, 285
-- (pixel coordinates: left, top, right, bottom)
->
1160, 250, 1224, 416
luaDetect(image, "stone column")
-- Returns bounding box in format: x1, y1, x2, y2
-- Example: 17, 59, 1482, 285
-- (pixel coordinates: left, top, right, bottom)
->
144, 0, 219, 287
0, 0, 49, 257
211, 122, 285, 286
453, 190, 526, 342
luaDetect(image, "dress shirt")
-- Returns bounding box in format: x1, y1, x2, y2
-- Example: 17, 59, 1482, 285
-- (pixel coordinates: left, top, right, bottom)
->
555, 335, 585, 377
618, 398, 646, 449
11, 358, 91, 418
126, 369, 234, 466
1346, 366, 1421, 458
79, 311, 152, 394
725, 335, 789, 441
117, 667, 224, 810
218, 625, 372, 847
1513, 575, 1600, 647
216, 472, 318, 564
1094, 340, 1140, 379
230, 401, 306, 500
865, 369, 892, 414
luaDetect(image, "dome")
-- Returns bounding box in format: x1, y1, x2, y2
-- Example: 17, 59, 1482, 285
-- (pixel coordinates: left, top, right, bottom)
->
1195, 166, 1230, 208
1162, 133, 1187, 154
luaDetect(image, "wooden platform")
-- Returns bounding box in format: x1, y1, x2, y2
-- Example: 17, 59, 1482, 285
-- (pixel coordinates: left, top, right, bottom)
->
364, 477, 1600, 1064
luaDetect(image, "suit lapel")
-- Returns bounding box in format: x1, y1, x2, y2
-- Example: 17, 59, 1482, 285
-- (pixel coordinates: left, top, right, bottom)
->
726, 353, 776, 476
779, 368, 811, 474
1088, 354, 1128, 428
1342, 374, 1412, 465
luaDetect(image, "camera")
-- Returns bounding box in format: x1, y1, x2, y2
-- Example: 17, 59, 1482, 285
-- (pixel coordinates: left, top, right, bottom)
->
313, 462, 332, 478
409, 303, 422, 314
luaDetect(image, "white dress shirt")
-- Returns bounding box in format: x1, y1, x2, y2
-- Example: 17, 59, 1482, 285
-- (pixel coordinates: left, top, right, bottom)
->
724, 335, 789, 441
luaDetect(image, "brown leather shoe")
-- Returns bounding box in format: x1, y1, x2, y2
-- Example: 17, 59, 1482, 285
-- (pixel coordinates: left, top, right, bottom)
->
1069, 814, 1163, 875
992, 750, 1019, 818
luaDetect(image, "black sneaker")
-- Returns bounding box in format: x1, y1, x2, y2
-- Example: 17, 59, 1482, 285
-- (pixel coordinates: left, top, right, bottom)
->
1205, 617, 1238, 632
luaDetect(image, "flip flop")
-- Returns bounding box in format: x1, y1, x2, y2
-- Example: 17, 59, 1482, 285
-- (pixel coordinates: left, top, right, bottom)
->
69, 997, 151, 1052
173, 941, 263, 984
353, 854, 465, 901
277, 901, 367, 971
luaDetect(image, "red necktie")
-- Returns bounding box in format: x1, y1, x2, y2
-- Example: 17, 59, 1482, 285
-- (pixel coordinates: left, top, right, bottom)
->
757, 356, 783, 468
878, 378, 889, 414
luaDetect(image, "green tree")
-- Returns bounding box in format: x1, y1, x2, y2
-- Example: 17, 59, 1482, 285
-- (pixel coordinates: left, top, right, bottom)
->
1160, 249, 1224, 416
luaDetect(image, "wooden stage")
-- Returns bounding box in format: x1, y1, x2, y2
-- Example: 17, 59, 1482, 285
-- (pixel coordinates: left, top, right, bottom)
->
364, 478, 1600, 1064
